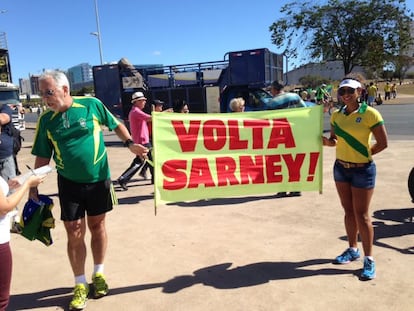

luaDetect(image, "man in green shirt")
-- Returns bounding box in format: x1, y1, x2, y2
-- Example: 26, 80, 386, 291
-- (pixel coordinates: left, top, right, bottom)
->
30, 71, 148, 310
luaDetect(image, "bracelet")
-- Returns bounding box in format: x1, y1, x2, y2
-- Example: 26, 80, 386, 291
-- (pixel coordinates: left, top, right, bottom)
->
124, 139, 134, 148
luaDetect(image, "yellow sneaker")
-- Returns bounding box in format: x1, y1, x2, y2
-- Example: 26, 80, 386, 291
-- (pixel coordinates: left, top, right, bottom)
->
92, 273, 109, 298
69, 283, 89, 310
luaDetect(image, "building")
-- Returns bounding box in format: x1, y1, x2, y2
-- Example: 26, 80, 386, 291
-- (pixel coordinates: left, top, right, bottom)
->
30, 75, 40, 95
66, 63, 93, 92
286, 60, 365, 85
18, 75, 40, 96
19, 78, 31, 95
67, 63, 93, 84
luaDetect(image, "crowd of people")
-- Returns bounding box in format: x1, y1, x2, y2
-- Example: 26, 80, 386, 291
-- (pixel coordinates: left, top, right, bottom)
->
0, 70, 394, 310
296, 80, 398, 110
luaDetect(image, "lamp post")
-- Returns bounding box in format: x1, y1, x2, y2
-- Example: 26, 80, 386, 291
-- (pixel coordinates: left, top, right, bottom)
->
282, 51, 289, 85
91, 0, 103, 64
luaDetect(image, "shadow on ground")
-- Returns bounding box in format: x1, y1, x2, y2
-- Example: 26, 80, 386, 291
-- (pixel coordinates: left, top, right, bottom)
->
166, 193, 302, 207
339, 207, 414, 254
8, 259, 355, 310
372, 207, 414, 254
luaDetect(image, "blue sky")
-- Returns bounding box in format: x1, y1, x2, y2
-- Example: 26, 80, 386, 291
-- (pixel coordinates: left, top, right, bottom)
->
1, 0, 413, 83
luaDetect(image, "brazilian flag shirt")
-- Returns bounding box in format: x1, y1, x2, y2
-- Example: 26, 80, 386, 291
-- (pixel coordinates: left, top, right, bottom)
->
331, 102, 384, 163
32, 97, 120, 183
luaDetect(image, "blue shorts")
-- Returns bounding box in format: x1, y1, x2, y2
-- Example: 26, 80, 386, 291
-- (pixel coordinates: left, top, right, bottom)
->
333, 160, 376, 189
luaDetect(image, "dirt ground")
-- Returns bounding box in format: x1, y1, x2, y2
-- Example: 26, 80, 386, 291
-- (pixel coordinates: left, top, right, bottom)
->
6, 102, 414, 311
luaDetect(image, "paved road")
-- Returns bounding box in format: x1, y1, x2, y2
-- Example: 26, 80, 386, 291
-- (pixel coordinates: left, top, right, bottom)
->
22, 99, 414, 143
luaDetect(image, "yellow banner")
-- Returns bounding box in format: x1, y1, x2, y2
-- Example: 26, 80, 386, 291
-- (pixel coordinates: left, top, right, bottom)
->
152, 105, 323, 204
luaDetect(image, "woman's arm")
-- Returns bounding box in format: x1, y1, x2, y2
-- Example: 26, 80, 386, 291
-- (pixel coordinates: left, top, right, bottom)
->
371, 124, 388, 155
322, 125, 337, 147
0, 175, 45, 216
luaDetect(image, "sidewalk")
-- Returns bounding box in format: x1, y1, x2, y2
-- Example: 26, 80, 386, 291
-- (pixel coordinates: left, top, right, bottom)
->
8, 109, 414, 311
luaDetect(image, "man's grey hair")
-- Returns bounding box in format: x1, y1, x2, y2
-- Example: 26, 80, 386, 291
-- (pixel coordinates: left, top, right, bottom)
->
39, 70, 70, 91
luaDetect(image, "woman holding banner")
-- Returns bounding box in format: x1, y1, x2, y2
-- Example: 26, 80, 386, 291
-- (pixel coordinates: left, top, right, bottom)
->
322, 75, 388, 281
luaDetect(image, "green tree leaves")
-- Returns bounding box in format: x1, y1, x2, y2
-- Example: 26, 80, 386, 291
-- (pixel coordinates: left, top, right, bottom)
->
270, 0, 413, 75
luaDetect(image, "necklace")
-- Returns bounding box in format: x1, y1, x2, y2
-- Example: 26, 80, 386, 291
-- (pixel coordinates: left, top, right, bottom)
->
62, 111, 70, 128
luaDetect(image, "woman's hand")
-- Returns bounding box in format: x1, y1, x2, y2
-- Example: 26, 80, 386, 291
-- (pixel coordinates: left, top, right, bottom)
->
26, 175, 46, 188
8, 178, 21, 190
322, 136, 336, 146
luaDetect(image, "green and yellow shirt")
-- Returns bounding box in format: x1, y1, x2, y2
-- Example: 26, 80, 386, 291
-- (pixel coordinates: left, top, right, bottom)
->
331, 102, 384, 163
32, 96, 120, 183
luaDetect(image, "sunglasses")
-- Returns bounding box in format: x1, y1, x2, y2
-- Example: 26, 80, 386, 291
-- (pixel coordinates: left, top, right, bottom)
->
338, 88, 356, 96
39, 89, 56, 97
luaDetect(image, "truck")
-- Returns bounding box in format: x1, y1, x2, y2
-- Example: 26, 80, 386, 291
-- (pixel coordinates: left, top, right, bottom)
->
0, 82, 25, 130
92, 47, 284, 123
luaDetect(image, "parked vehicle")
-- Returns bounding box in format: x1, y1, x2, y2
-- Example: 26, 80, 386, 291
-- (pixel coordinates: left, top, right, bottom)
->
93, 48, 284, 123
0, 82, 25, 130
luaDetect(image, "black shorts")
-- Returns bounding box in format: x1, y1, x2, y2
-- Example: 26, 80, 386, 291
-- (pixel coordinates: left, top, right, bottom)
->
58, 174, 114, 221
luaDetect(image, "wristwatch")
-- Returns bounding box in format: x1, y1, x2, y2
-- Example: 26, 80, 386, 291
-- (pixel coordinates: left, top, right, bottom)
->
124, 139, 134, 148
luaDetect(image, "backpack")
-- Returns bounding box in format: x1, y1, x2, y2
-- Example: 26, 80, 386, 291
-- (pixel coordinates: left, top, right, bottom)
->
10, 125, 24, 155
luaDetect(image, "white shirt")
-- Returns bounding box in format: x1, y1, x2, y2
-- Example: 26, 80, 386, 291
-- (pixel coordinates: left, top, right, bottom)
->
0, 176, 11, 244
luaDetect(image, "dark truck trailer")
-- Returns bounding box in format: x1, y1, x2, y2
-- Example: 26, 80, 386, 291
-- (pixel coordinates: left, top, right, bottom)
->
92, 48, 283, 121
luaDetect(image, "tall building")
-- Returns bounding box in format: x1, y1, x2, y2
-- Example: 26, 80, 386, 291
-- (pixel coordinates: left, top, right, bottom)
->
67, 63, 93, 85
30, 75, 40, 95
19, 78, 31, 95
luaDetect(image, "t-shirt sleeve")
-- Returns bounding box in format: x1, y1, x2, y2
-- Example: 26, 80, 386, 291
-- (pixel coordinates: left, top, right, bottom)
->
93, 97, 120, 130
368, 108, 384, 129
31, 114, 54, 159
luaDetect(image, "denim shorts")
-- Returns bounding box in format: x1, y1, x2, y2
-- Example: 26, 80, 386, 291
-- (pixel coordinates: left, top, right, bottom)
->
333, 160, 376, 189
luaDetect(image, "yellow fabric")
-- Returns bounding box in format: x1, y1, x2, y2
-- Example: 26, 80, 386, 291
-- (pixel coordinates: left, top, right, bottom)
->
331, 104, 383, 163
152, 106, 323, 204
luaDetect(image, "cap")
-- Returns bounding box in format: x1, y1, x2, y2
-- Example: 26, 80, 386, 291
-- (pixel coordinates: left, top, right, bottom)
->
339, 79, 361, 89
131, 91, 147, 103
153, 99, 164, 106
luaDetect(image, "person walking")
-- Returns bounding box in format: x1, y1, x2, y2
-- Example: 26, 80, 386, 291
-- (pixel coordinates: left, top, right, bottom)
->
366, 82, 377, 107
383, 82, 391, 100
315, 83, 331, 106
322, 76, 388, 280
391, 83, 397, 99
117, 91, 154, 189
269, 80, 305, 198
29, 71, 148, 310
0, 174, 45, 311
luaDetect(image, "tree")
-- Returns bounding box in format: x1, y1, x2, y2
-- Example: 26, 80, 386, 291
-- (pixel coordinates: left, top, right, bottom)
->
72, 86, 95, 96
269, 0, 413, 75
299, 75, 330, 89
392, 54, 414, 83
